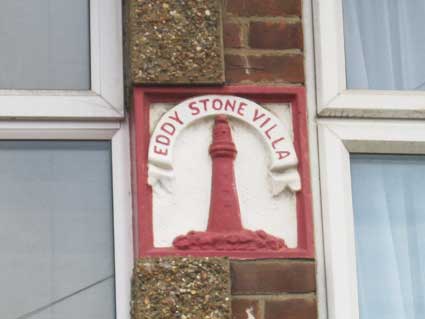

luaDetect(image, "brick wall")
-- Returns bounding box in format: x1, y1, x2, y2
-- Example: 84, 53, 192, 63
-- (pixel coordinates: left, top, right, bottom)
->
223, 0, 304, 85
231, 260, 316, 319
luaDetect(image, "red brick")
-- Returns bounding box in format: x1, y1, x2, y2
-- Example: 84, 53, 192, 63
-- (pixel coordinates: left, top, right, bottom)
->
265, 297, 317, 319
230, 261, 315, 294
227, 0, 301, 17
224, 22, 243, 48
225, 54, 304, 84
249, 21, 303, 50
232, 298, 261, 319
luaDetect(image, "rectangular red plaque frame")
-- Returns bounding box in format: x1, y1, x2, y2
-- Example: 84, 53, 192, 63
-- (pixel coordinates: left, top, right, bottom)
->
133, 86, 314, 259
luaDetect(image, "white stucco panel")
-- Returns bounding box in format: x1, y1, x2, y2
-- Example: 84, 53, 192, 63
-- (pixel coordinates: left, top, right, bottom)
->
150, 98, 298, 248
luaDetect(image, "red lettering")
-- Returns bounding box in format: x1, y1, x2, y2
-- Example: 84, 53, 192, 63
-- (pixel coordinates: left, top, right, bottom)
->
265, 124, 277, 139
252, 108, 265, 122
188, 101, 200, 115
224, 100, 236, 112
237, 102, 247, 116
212, 99, 223, 111
160, 122, 176, 136
277, 151, 290, 160
271, 137, 285, 149
154, 145, 168, 156
199, 98, 210, 111
168, 110, 183, 125
260, 117, 271, 128
155, 135, 170, 146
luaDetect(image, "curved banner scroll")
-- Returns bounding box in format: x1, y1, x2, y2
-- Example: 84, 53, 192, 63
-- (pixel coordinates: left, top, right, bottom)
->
148, 95, 301, 196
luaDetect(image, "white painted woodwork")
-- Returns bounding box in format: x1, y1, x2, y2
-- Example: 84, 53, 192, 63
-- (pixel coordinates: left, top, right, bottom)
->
313, 0, 425, 118
111, 119, 134, 319
0, 120, 133, 319
303, 0, 328, 315
318, 119, 425, 319
0, 0, 124, 119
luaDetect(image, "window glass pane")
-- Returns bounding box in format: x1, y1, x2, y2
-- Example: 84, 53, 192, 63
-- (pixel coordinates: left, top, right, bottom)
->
0, 141, 115, 319
0, 0, 90, 90
342, 0, 425, 90
350, 154, 425, 319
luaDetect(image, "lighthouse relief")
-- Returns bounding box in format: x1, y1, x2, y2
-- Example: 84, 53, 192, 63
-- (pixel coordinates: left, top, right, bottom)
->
146, 94, 304, 256
134, 88, 313, 258
172, 115, 287, 251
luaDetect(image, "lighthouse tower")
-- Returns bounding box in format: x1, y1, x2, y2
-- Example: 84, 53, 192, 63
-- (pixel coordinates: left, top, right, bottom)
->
173, 115, 287, 251
207, 115, 243, 232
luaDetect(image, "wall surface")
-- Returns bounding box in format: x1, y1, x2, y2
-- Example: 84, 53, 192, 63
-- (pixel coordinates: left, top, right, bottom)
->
223, 0, 304, 85
132, 257, 230, 319
127, 0, 315, 318
231, 260, 316, 319
128, 0, 224, 84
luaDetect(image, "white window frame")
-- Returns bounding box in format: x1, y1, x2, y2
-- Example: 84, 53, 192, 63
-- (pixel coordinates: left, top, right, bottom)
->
0, 120, 134, 319
313, 0, 425, 119
318, 118, 425, 319
0, 0, 124, 120
0, 1, 131, 316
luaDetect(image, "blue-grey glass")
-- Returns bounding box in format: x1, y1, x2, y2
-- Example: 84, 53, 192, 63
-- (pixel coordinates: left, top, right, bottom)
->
0, 141, 115, 319
342, 0, 425, 90
350, 155, 425, 319
0, 0, 90, 90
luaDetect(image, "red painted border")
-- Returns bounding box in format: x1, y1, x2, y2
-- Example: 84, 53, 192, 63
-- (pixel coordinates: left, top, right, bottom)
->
133, 86, 314, 259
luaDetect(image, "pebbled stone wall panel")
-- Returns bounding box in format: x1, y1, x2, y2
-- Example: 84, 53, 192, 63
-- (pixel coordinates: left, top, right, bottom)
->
132, 257, 231, 319
128, 0, 225, 84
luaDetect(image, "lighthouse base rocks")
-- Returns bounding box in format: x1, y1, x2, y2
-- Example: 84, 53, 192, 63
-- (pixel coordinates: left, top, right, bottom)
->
173, 229, 287, 251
